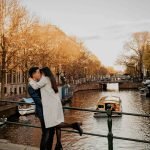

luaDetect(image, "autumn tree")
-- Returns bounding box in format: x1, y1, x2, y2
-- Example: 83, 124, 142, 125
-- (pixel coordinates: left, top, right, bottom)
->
0, 0, 106, 98
143, 40, 150, 76
0, 0, 26, 99
0, 0, 38, 98
107, 66, 117, 75
99, 66, 108, 75
116, 32, 149, 78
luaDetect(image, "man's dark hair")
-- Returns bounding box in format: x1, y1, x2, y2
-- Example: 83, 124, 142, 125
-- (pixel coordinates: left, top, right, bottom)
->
29, 67, 39, 77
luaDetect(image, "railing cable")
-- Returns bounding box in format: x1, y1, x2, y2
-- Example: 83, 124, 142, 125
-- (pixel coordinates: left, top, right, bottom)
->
0, 100, 150, 117
0, 100, 150, 150
4, 121, 150, 144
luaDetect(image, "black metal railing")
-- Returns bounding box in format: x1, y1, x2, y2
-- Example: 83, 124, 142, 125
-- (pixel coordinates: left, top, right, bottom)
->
0, 100, 150, 150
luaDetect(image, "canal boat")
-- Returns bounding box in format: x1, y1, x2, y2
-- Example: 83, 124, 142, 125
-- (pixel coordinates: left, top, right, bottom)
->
139, 79, 150, 97
142, 79, 150, 85
18, 98, 35, 116
139, 87, 149, 96
94, 96, 122, 118
0, 117, 7, 126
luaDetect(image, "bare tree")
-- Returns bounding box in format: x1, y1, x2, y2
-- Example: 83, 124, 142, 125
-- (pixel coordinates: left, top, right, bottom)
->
116, 32, 149, 78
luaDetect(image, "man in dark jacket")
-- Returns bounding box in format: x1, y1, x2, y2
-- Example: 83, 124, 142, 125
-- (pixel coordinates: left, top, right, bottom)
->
28, 67, 55, 150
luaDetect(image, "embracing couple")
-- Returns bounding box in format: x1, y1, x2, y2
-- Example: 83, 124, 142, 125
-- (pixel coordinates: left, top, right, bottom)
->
28, 67, 83, 150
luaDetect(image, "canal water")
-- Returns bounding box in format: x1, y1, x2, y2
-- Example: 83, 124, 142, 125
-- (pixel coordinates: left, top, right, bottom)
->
0, 84, 150, 150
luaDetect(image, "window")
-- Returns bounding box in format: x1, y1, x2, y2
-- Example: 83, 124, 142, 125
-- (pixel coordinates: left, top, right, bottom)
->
4, 87, 7, 94
14, 88, 17, 94
98, 105, 104, 108
19, 87, 22, 94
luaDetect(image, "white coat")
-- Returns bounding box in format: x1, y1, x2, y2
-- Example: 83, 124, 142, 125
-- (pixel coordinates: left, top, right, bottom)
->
29, 76, 64, 128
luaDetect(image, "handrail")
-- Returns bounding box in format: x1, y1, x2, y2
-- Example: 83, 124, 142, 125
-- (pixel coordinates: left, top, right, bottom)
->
63, 106, 150, 117
0, 100, 150, 117
4, 121, 150, 144
0, 100, 150, 150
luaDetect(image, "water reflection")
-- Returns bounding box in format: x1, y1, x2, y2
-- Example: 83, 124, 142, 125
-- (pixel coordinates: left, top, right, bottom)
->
0, 89, 150, 150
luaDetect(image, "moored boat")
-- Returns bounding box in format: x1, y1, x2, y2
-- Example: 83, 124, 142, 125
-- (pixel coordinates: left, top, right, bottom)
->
139, 87, 149, 96
0, 117, 7, 126
139, 79, 150, 97
94, 96, 122, 118
18, 98, 35, 116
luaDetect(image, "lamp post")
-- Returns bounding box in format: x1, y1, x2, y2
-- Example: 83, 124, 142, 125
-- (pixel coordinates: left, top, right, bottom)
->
56, 69, 61, 86
56, 64, 62, 85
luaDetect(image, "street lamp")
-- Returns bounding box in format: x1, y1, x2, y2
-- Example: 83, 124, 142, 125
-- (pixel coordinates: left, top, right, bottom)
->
56, 68, 61, 85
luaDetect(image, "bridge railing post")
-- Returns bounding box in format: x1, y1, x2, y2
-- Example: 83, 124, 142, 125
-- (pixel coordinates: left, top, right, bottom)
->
107, 104, 113, 150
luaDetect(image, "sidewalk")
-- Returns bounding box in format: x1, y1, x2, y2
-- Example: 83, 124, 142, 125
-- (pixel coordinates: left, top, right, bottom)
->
0, 139, 39, 150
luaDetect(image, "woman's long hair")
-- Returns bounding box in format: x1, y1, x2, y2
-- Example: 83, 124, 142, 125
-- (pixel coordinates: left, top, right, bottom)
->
40, 67, 58, 93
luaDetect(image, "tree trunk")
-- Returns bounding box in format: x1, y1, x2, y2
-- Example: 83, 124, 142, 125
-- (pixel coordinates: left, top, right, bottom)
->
25, 70, 29, 97
0, 35, 6, 101
0, 70, 5, 100
139, 51, 143, 80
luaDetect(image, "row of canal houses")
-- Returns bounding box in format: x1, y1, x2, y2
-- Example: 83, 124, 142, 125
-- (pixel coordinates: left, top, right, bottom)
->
0, 69, 97, 99
0, 69, 71, 99
0, 67, 150, 98
0, 70, 26, 96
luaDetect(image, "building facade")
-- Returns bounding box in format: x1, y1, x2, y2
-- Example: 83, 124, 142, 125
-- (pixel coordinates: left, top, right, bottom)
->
0, 70, 26, 97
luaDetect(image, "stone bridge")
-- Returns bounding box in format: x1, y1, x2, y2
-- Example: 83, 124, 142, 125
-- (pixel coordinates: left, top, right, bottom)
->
72, 81, 142, 92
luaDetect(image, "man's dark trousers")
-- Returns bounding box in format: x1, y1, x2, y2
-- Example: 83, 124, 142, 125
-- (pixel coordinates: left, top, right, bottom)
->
28, 85, 55, 150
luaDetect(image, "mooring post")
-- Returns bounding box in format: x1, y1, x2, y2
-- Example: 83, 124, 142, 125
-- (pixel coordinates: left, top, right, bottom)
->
107, 104, 113, 150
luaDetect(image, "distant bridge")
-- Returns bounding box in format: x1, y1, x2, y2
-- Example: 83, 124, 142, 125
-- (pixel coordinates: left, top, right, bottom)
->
72, 79, 142, 92
98, 80, 125, 84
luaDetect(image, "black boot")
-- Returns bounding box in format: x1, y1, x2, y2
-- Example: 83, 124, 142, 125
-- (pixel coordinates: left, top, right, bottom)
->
72, 122, 83, 136
55, 143, 63, 150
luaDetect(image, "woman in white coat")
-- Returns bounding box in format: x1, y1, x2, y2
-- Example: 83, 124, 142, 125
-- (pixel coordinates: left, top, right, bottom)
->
29, 67, 83, 149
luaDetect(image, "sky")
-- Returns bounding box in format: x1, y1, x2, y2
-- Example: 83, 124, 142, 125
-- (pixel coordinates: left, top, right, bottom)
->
21, 0, 150, 70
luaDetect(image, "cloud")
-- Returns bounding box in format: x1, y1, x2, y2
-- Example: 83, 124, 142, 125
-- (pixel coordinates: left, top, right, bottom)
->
99, 20, 150, 40
21, 0, 150, 71
79, 35, 101, 40
80, 20, 150, 70
76, 20, 150, 43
